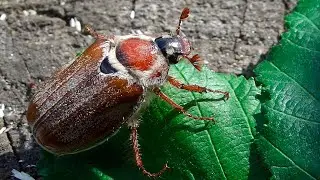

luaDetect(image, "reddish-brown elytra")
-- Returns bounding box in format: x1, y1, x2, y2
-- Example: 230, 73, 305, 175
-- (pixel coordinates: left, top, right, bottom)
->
27, 8, 229, 177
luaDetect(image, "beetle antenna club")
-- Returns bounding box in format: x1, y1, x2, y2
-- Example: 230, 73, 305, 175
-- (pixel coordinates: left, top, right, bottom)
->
176, 7, 190, 35
174, 8, 206, 71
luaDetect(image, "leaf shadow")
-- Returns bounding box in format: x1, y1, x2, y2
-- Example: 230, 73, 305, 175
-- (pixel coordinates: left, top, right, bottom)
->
247, 112, 272, 179
248, 134, 272, 179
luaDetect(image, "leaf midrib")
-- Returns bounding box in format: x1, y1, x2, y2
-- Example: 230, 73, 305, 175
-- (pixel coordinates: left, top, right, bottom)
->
173, 64, 228, 179
225, 76, 255, 139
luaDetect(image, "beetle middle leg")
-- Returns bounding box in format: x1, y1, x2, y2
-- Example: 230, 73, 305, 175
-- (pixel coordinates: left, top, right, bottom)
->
153, 87, 216, 121
130, 126, 169, 177
167, 76, 229, 100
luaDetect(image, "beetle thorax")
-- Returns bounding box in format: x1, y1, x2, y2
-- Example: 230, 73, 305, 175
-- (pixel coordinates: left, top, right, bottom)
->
115, 35, 169, 87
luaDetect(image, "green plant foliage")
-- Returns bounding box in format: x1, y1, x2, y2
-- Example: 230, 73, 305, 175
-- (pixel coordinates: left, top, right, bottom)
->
254, 0, 320, 179
38, 61, 263, 179
139, 63, 263, 179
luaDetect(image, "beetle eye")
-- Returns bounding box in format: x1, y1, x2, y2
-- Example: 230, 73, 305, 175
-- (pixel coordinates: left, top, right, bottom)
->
155, 37, 168, 53
100, 56, 117, 74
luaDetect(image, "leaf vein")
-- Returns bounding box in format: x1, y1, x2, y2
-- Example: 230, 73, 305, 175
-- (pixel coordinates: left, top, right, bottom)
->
283, 37, 320, 53
268, 62, 319, 102
265, 105, 320, 125
232, 77, 245, 92
206, 131, 228, 179
294, 12, 320, 33
261, 136, 317, 179
225, 77, 254, 139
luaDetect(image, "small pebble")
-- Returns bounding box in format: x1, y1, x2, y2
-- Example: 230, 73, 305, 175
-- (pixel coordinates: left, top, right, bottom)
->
0, 13, 6, 21
23, 10, 37, 16
130, 10, 135, 19
70, 18, 75, 27
0, 104, 5, 118
70, 17, 82, 32
23, 10, 29, 16
11, 169, 35, 180
4, 126, 13, 133
0, 127, 6, 134
75, 18, 81, 32
28, 10, 37, 16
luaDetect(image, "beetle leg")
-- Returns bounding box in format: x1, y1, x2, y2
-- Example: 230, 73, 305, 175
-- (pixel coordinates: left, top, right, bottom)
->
176, 7, 190, 35
153, 87, 216, 121
167, 76, 229, 100
83, 25, 114, 41
180, 54, 203, 71
130, 127, 169, 177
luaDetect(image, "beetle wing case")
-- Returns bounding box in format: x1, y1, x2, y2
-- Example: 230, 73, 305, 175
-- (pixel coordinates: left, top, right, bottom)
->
27, 39, 144, 155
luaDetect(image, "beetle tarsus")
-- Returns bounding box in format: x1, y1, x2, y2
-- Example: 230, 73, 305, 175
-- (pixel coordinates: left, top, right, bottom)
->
131, 127, 169, 177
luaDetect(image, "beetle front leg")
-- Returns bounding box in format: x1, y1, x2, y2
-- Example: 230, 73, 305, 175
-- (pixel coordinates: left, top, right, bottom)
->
130, 126, 169, 177
167, 76, 229, 100
181, 54, 203, 71
153, 87, 216, 122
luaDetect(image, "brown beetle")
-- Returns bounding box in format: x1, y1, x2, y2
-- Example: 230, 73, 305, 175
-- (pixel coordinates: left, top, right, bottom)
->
27, 8, 229, 177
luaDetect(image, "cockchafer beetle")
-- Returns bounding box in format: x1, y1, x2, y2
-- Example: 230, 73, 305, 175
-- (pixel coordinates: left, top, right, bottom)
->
26, 8, 229, 177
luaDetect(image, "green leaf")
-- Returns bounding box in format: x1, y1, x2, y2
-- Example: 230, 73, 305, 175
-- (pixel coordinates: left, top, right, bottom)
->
138, 62, 263, 179
254, 0, 320, 179
38, 61, 263, 179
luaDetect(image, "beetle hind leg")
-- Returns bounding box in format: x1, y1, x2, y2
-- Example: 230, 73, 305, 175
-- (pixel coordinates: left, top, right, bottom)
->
130, 127, 169, 177
83, 25, 114, 40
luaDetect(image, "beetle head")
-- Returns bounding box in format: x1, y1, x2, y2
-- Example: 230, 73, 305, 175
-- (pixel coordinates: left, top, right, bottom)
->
155, 31, 191, 64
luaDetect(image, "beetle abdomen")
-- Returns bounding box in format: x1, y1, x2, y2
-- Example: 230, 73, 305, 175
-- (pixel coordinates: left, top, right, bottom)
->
27, 40, 143, 155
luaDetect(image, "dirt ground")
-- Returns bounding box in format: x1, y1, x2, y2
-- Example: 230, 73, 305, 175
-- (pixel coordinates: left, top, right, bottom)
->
0, 0, 297, 179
